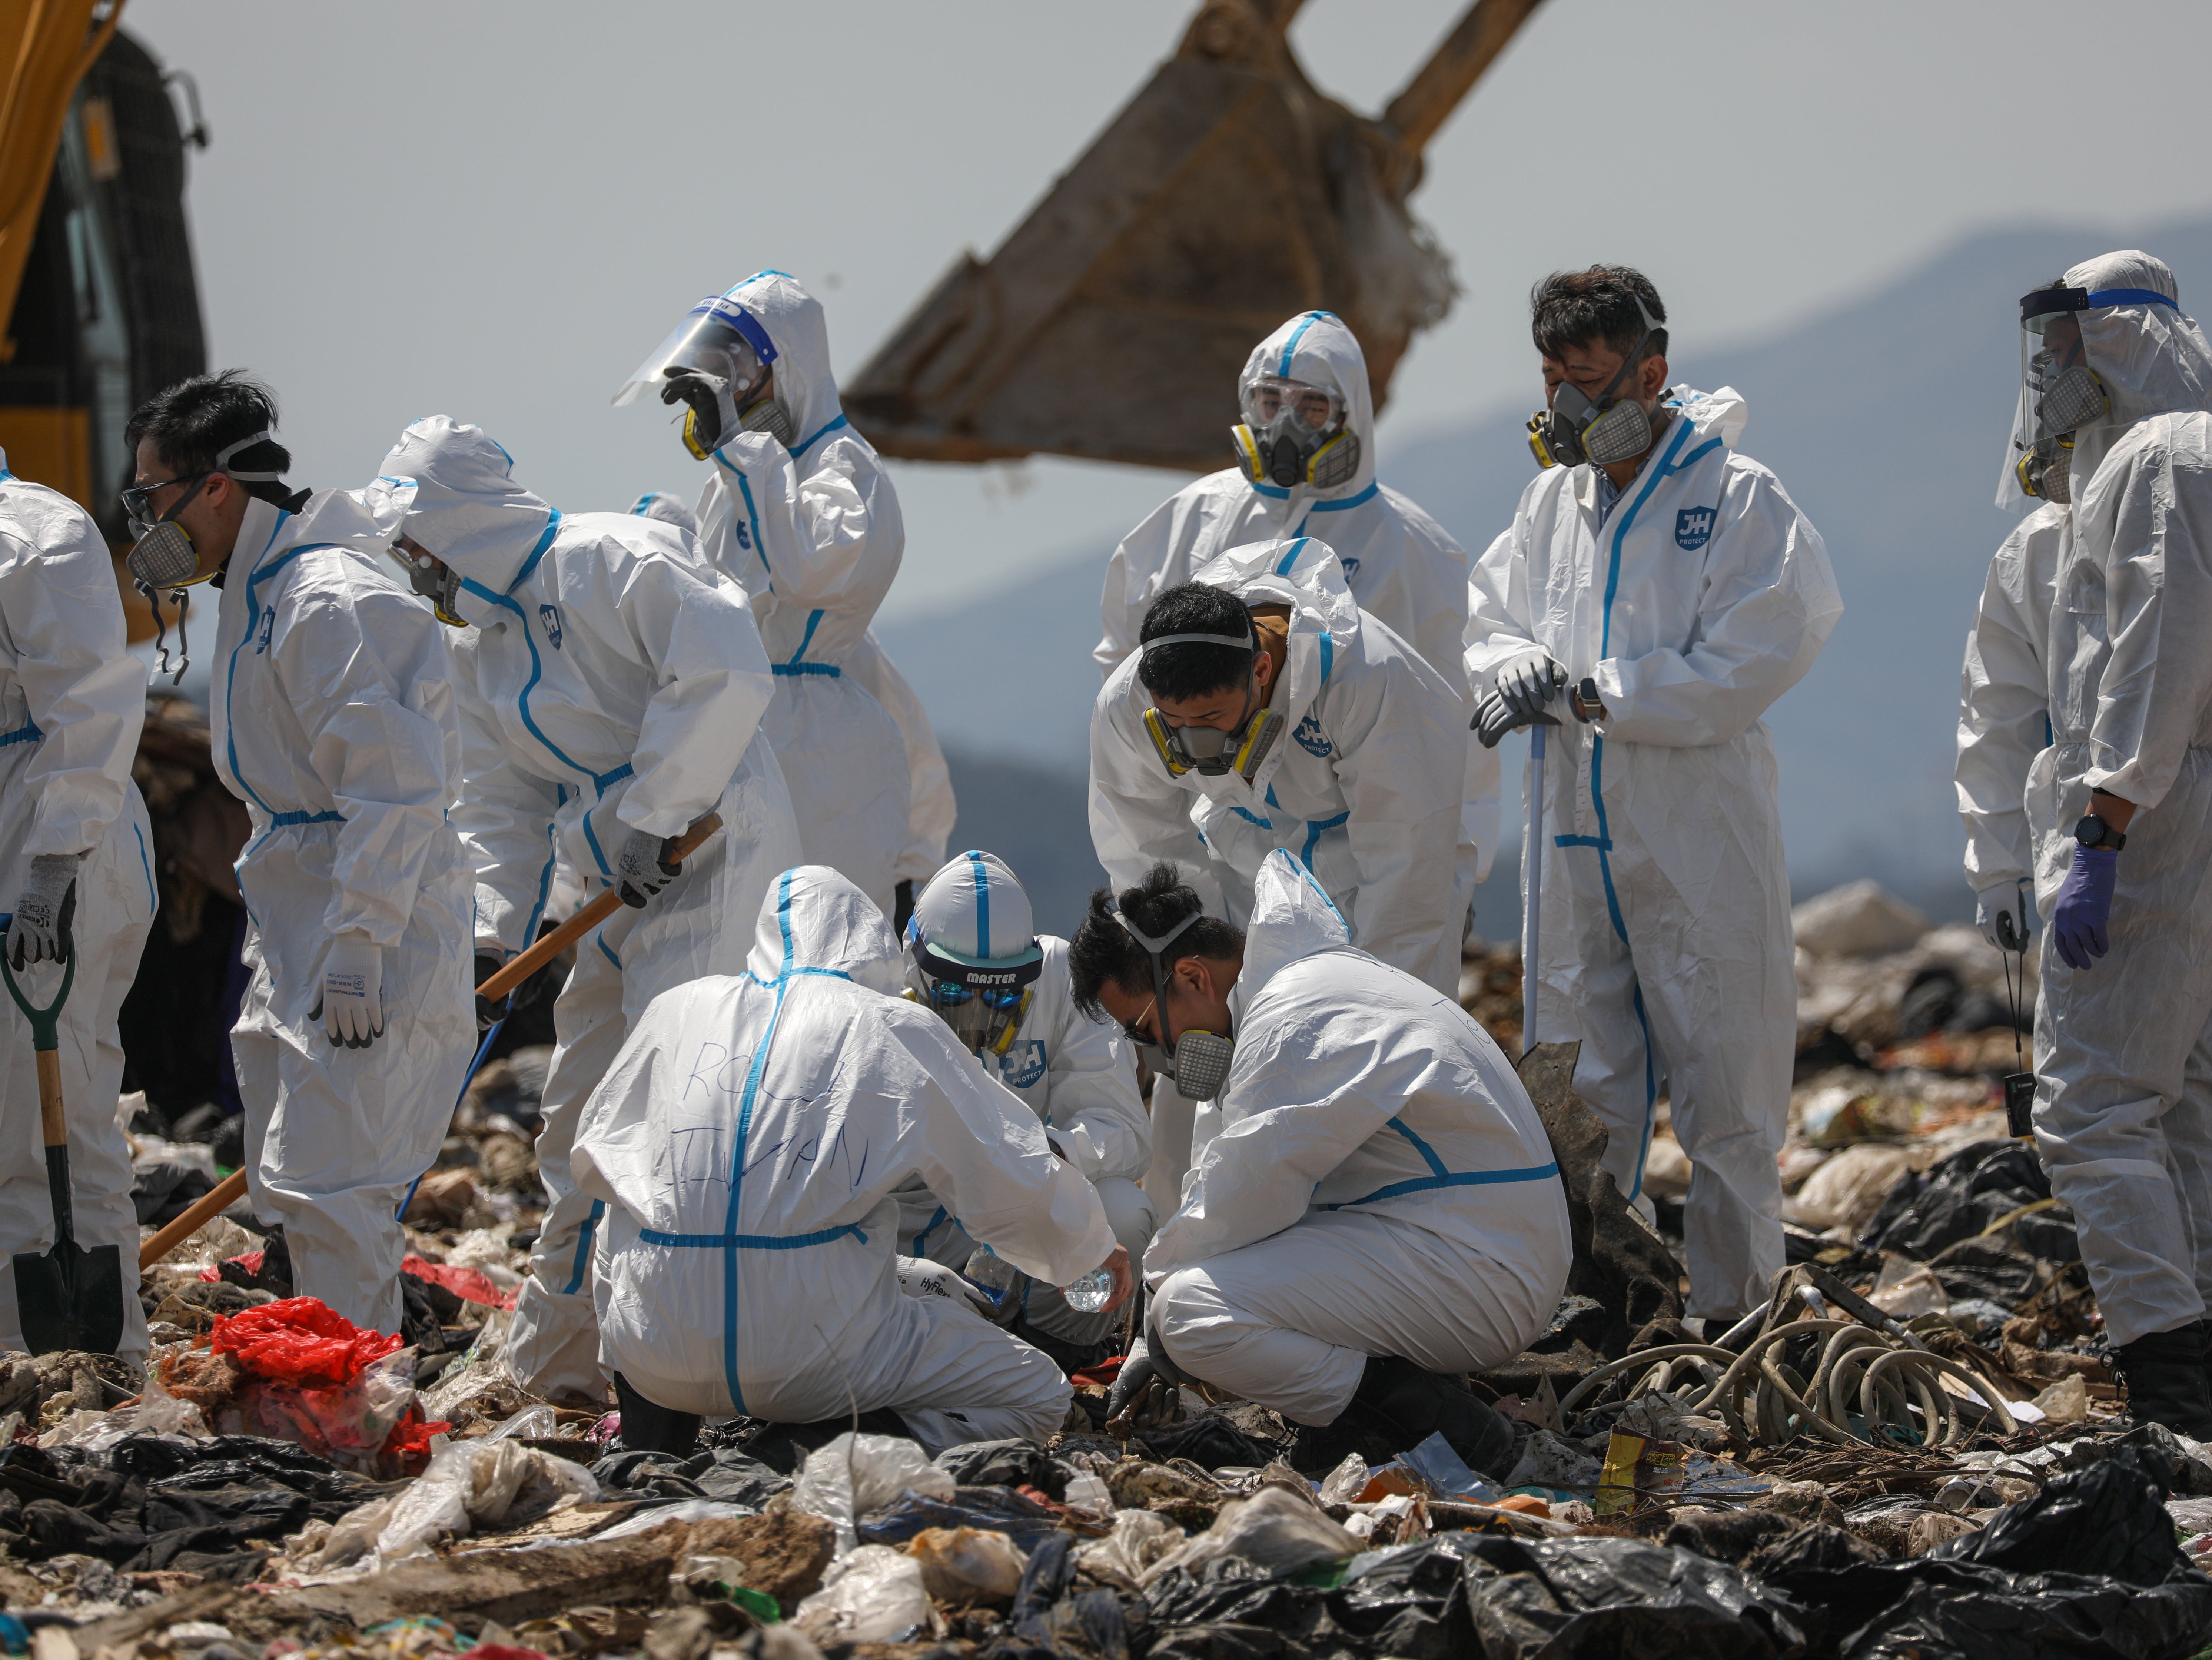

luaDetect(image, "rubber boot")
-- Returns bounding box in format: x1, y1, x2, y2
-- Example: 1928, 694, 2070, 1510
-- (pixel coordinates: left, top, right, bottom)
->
2113, 1322, 2212, 1440
612, 1371, 703, 1458
1341, 1355, 1514, 1477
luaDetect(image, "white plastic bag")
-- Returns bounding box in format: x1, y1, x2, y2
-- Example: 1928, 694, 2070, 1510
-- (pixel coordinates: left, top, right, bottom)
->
790, 1432, 954, 1555
795, 1544, 931, 1645
372, 1438, 603, 1560
909, 1525, 1026, 1606
1073, 1508, 1181, 1590
1317, 1451, 1369, 1504
1138, 1486, 1362, 1588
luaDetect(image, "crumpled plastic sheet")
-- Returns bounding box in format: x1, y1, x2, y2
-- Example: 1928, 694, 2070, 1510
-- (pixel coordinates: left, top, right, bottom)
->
1139, 1485, 1362, 1588
788, 1431, 953, 1555
793, 1542, 930, 1646
857, 1483, 1066, 1555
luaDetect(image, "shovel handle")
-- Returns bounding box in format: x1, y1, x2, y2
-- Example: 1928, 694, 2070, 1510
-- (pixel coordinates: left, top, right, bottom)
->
476, 812, 722, 1004
139, 1167, 249, 1271
0, 945, 74, 1055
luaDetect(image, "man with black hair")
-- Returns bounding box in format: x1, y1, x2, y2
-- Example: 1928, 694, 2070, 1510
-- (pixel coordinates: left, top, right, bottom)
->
0, 450, 156, 1358
1072, 852, 1568, 1473
125, 372, 476, 1336
1465, 267, 1841, 1324
1090, 538, 1466, 1000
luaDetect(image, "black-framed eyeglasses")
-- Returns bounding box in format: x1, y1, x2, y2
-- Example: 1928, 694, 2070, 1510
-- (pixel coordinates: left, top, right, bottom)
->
120, 471, 210, 525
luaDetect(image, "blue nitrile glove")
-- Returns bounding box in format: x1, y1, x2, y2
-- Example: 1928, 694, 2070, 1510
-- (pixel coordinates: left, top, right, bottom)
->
2051, 846, 2118, 970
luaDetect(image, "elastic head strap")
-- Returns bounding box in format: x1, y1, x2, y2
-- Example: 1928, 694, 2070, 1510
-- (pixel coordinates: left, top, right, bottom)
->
1110, 902, 1205, 1060
1140, 628, 1255, 657
214, 428, 285, 483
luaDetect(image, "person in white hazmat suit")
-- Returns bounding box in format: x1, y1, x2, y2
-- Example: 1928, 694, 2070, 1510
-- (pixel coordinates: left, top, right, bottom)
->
0, 452, 156, 1357
894, 850, 1155, 1368
572, 864, 1132, 1455
1997, 252, 2212, 1435
124, 374, 473, 1336
1079, 854, 1568, 1474
1090, 537, 1467, 1000
1465, 267, 1841, 1323
1095, 315, 1499, 1208
622, 271, 913, 917
628, 491, 697, 534
371, 415, 801, 1399
1957, 504, 2066, 954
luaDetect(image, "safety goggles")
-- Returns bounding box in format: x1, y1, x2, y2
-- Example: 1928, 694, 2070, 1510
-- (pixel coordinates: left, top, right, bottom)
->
1108, 903, 1235, 1099
922, 976, 1027, 1012
1241, 376, 1344, 436
120, 471, 210, 533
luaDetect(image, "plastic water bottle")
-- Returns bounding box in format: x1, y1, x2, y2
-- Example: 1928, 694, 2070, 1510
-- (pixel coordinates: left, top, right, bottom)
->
1062, 1266, 1116, 1314
963, 1244, 1021, 1308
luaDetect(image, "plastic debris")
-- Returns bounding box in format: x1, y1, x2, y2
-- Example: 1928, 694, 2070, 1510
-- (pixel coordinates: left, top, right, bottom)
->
788, 1431, 954, 1554
792, 1542, 931, 1645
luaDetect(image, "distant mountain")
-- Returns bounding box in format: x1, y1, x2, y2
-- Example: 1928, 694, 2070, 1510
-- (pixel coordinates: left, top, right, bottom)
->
883, 218, 2212, 930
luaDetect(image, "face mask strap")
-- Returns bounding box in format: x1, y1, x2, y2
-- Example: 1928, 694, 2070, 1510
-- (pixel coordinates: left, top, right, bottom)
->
139, 582, 190, 685
212, 428, 285, 483
1112, 903, 1205, 1060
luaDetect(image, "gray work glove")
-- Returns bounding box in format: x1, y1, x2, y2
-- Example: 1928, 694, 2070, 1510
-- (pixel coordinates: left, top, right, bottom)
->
1105, 1329, 1200, 1424
311, 932, 385, 1049
1976, 880, 2030, 954
1495, 651, 1567, 724
661, 367, 741, 460
7, 853, 79, 969
895, 1255, 996, 1318
615, 827, 682, 908
1472, 689, 1561, 749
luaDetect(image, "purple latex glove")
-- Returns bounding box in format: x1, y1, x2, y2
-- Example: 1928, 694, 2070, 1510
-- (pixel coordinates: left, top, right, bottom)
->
2051, 845, 2118, 970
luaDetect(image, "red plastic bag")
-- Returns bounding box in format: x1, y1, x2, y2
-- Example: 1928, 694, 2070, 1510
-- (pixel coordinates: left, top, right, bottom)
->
211, 1296, 403, 1388
381, 1403, 451, 1474
402, 1254, 517, 1311
197, 1249, 265, 1285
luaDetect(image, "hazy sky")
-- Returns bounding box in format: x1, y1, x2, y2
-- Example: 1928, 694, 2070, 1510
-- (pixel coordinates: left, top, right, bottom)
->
127, 0, 2212, 619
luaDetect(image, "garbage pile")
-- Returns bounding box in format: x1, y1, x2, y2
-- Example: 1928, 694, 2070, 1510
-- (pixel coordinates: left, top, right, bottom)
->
0, 877, 2181, 1654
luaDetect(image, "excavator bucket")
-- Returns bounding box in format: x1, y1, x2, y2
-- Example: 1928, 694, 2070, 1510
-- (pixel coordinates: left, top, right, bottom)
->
844, 0, 1543, 474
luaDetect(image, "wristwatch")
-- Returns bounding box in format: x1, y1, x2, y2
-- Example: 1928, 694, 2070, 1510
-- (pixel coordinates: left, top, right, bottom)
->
1570, 676, 1608, 723
2073, 813, 2128, 852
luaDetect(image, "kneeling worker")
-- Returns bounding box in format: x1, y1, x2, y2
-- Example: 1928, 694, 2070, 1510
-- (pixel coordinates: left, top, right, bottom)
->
1079, 854, 1568, 1473
573, 865, 1131, 1455
898, 850, 1156, 1368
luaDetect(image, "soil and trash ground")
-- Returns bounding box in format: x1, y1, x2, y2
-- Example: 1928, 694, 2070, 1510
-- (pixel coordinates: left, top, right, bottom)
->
8, 880, 2203, 1658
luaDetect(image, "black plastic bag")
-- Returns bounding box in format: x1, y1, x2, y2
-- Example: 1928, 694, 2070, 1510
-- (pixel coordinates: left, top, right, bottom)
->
1457, 1534, 1811, 1660
860, 1484, 1066, 1553
935, 1437, 1070, 1499
1139, 1415, 1285, 1471
1860, 1141, 2048, 1261
1931, 1443, 2189, 1581
1329, 1536, 1484, 1658
1927, 1235, 2041, 1307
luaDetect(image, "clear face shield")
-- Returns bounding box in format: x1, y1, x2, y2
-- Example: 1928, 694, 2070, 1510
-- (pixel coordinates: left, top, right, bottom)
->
1232, 375, 1358, 490
909, 919, 1042, 1057
612, 295, 793, 447
1527, 300, 1663, 471
1109, 904, 1235, 1100
2010, 285, 2110, 505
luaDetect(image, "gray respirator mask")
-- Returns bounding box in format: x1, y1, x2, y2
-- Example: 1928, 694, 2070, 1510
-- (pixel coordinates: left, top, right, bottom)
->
1111, 903, 1235, 1100
122, 428, 288, 682
1525, 299, 1664, 472
740, 392, 795, 449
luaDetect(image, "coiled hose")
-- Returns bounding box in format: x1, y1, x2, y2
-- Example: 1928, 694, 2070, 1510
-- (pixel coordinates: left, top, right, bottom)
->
1555, 1314, 2019, 1448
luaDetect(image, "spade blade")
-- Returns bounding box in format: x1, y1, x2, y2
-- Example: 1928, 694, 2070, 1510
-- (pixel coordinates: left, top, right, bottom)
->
14, 1236, 124, 1357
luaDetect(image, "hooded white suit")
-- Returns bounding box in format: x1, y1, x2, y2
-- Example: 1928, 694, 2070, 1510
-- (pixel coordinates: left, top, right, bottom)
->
1465, 385, 1841, 1319
2019, 252, 2212, 1349
575, 865, 1115, 1451
371, 416, 800, 1394
1147, 852, 1570, 1424
1096, 311, 1498, 891
213, 489, 475, 1336
0, 463, 155, 1357
1091, 535, 1468, 999
1957, 504, 2066, 914
693, 272, 924, 914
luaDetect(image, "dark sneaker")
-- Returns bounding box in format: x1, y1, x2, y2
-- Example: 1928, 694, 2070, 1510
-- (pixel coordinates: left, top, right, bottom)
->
1345, 1354, 1515, 1478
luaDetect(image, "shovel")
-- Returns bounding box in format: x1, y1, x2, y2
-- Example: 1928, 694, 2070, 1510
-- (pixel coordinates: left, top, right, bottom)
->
1, 946, 124, 1355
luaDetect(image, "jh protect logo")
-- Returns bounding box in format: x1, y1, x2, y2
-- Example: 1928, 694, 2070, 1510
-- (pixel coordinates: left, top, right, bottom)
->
1675, 507, 1715, 551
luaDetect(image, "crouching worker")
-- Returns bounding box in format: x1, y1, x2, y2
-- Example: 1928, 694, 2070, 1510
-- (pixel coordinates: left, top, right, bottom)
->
1081, 854, 1570, 1474
897, 850, 1156, 1370
572, 865, 1132, 1456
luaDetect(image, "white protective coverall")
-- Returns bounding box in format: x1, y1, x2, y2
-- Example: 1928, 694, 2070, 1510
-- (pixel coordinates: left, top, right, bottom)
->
1465, 386, 1841, 1318
371, 417, 800, 1394
896, 852, 1155, 1348
2020, 252, 2212, 1349
694, 272, 912, 914
848, 631, 957, 893
1957, 504, 2065, 921
1092, 535, 1468, 998
629, 492, 697, 535
574, 865, 1115, 1451
1147, 851, 1571, 1424
214, 491, 474, 1336
0, 462, 155, 1357
1095, 311, 1499, 892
